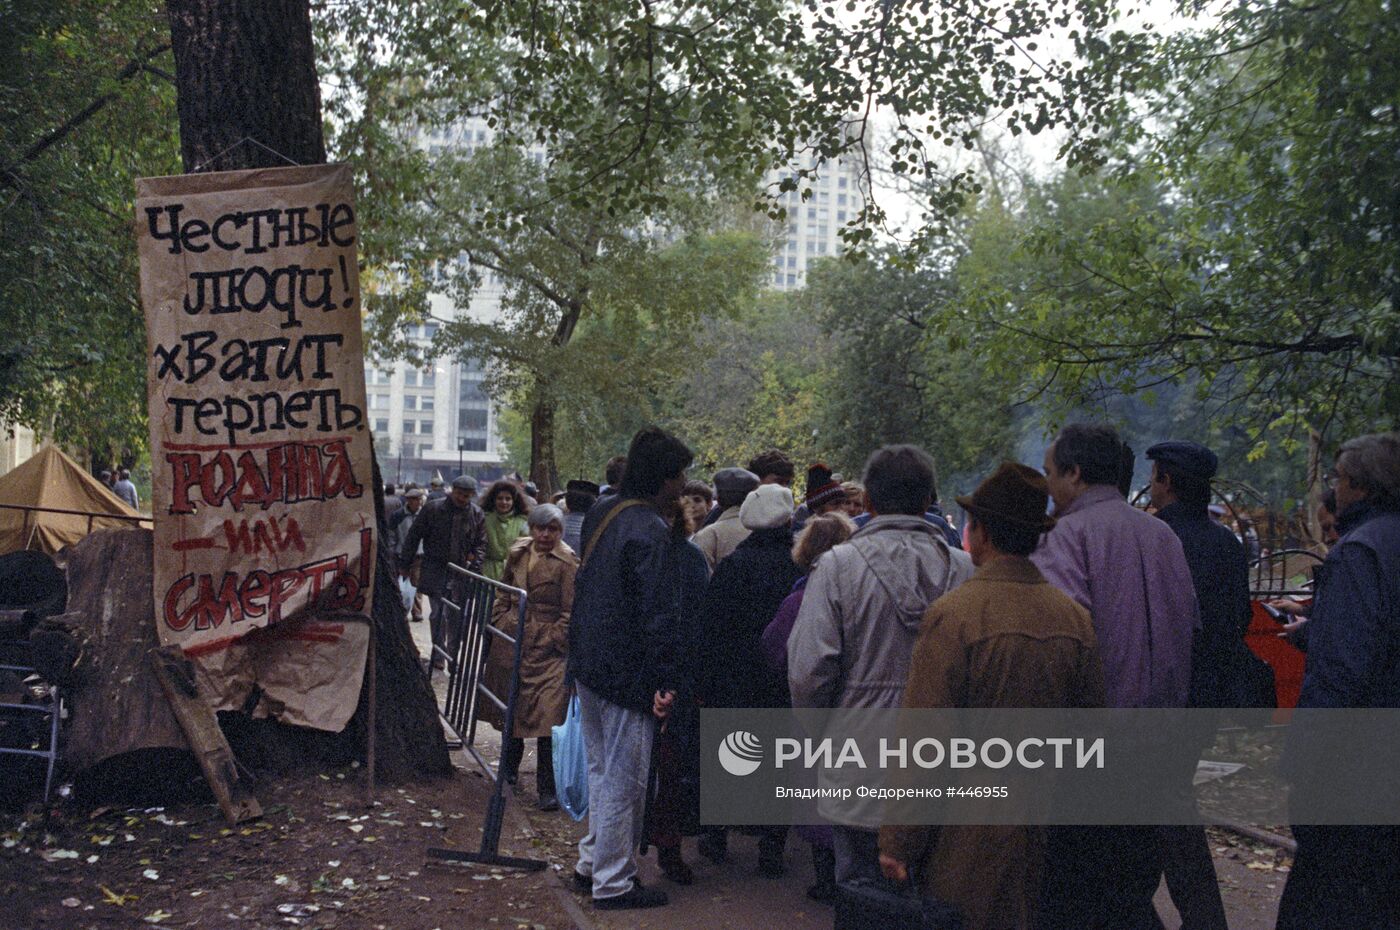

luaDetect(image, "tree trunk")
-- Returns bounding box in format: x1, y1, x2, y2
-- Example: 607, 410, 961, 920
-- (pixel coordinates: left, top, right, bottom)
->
161, 0, 449, 780
529, 393, 561, 495
166, 0, 326, 172
1306, 427, 1324, 548
50, 530, 187, 777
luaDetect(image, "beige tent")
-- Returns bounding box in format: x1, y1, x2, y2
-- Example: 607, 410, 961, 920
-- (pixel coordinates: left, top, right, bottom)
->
0, 446, 149, 556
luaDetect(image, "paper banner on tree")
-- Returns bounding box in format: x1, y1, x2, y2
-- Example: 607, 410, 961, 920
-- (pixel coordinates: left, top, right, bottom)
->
136, 163, 375, 731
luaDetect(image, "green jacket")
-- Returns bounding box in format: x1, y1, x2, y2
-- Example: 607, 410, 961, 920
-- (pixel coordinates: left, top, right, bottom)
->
482, 511, 527, 580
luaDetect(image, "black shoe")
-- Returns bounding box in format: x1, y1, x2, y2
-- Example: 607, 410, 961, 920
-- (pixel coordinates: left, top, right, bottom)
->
573, 872, 641, 893
537, 790, 558, 812
697, 831, 727, 864
807, 880, 837, 903
657, 847, 694, 886
594, 884, 668, 910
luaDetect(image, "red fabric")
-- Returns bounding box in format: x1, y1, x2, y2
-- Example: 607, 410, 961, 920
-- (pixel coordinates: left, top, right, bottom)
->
1246, 600, 1308, 717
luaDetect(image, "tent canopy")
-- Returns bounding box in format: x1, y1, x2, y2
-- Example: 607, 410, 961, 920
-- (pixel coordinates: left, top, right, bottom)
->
0, 446, 148, 556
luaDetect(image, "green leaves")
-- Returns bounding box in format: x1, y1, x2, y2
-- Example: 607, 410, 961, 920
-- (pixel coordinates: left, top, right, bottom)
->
318, 0, 1142, 256
0, 0, 177, 456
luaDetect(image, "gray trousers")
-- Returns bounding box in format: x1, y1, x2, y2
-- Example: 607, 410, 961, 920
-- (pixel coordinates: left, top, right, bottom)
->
575, 681, 656, 899
427, 595, 450, 664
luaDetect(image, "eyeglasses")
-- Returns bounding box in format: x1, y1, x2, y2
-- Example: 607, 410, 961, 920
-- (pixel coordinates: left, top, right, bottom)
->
1324, 468, 1342, 490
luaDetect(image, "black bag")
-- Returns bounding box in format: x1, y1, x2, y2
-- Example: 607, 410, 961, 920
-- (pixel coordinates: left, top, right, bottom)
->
834, 878, 965, 930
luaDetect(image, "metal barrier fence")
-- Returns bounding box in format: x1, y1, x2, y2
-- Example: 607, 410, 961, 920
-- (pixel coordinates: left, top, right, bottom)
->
426, 563, 546, 872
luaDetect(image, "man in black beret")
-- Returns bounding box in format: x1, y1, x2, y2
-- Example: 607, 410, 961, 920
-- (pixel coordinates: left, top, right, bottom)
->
1145, 439, 1252, 930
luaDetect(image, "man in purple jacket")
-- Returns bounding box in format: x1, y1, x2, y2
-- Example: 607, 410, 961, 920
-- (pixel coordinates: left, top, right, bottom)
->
1032, 423, 1200, 929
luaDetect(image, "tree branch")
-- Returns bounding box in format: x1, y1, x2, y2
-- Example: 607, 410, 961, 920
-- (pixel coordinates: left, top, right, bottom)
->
1, 43, 173, 189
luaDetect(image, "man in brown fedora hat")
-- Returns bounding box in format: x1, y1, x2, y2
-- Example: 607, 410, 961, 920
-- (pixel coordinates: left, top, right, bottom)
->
878, 462, 1105, 930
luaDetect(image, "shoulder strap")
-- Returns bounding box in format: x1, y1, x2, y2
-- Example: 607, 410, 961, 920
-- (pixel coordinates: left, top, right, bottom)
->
582, 499, 645, 565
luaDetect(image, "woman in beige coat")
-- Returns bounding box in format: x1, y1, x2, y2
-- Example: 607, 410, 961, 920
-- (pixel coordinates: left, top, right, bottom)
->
485, 503, 577, 811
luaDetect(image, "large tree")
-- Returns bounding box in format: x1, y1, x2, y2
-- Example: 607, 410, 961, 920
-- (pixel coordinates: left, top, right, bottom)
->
316, 0, 1146, 482
376, 143, 769, 491
161, 0, 448, 780
954, 0, 1400, 462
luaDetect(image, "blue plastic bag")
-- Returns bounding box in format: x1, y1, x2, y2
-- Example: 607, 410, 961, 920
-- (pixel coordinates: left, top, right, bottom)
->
398, 576, 417, 613
551, 694, 589, 821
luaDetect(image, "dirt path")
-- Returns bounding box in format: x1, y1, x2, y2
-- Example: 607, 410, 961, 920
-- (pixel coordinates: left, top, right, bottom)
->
0, 765, 581, 930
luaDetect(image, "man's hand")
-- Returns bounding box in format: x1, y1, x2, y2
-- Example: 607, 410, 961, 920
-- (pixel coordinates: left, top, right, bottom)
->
1267, 598, 1308, 617
879, 852, 909, 884
653, 690, 675, 720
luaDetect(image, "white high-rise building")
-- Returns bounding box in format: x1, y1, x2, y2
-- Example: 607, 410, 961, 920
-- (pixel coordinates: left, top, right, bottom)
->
360, 121, 521, 486
766, 149, 867, 291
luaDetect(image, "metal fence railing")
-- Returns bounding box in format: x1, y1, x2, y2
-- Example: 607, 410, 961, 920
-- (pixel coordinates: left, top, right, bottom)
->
426, 563, 546, 872
0, 638, 62, 807
1249, 547, 1325, 600
0, 502, 152, 553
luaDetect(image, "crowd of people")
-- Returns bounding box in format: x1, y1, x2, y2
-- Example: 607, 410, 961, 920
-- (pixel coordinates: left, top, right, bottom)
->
387, 425, 1400, 929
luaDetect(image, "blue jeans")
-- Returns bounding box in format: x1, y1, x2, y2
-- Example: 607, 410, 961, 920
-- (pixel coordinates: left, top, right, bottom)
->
574, 681, 656, 899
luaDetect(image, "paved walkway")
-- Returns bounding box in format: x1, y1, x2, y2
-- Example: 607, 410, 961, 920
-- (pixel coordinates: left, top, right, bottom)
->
408, 614, 1285, 930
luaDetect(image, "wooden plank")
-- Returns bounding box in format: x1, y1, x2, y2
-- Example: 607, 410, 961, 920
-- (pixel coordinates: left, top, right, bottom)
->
149, 644, 262, 825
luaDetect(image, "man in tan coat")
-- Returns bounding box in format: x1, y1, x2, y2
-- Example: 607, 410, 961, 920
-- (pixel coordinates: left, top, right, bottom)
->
879, 462, 1106, 930
691, 467, 760, 572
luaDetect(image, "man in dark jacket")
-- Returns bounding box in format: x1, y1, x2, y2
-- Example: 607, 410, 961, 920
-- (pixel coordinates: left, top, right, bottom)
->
697, 482, 804, 877
1146, 440, 1242, 930
1278, 432, 1400, 930
390, 488, 427, 622
383, 482, 404, 521
398, 475, 485, 669
568, 427, 692, 911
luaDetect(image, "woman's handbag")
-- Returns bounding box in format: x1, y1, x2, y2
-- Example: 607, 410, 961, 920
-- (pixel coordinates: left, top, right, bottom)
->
551, 693, 589, 821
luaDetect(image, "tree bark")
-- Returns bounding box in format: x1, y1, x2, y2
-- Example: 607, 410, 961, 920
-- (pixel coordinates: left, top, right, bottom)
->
161, 0, 449, 780
166, 0, 326, 171
50, 530, 187, 776
529, 393, 561, 495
